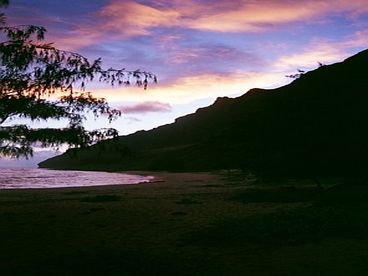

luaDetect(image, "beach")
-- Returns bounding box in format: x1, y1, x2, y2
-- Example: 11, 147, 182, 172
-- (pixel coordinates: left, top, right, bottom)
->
1, 171, 368, 275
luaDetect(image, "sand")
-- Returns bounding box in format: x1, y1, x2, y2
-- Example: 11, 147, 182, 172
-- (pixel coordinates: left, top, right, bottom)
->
1, 171, 368, 275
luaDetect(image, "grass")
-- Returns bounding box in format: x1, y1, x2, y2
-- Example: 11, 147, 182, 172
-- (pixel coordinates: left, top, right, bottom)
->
1, 172, 368, 275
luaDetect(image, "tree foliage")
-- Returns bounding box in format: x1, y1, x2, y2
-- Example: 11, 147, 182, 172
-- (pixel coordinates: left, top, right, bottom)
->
0, 2, 156, 158
0, 0, 8, 24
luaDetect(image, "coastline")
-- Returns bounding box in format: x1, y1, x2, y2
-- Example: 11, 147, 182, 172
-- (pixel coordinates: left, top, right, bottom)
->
0, 168, 158, 190
1, 171, 368, 275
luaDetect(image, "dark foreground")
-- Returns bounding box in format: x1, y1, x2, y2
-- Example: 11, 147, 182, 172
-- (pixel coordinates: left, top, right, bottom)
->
1, 172, 368, 275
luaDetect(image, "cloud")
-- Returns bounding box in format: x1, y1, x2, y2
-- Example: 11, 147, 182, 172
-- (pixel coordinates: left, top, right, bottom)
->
8, 0, 368, 53
49, 30, 102, 51
18, 0, 367, 53
93, 71, 286, 104
124, 116, 142, 124
339, 30, 368, 49
171, 45, 264, 67
187, 1, 326, 32
93, 0, 368, 36
276, 45, 345, 71
189, 0, 368, 32
120, 101, 172, 114
275, 31, 368, 72
99, 1, 181, 36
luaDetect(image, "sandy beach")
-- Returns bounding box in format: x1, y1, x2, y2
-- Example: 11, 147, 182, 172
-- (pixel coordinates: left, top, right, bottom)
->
1, 171, 368, 275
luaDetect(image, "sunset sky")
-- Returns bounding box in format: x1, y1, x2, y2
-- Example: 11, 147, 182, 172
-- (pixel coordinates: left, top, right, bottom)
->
2, 0, 368, 165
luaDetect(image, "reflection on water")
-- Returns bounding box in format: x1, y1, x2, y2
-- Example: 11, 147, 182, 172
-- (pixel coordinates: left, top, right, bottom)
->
0, 168, 154, 189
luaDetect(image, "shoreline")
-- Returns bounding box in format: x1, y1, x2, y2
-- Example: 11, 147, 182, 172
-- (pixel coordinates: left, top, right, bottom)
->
0, 166, 224, 191
0, 168, 168, 190
1, 170, 368, 275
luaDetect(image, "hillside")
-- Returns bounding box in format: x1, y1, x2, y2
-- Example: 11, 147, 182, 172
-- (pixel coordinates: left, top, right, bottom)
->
39, 49, 368, 176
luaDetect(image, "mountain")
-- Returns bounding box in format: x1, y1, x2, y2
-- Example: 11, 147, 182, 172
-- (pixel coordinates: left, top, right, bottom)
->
0, 150, 61, 168
39, 49, 368, 176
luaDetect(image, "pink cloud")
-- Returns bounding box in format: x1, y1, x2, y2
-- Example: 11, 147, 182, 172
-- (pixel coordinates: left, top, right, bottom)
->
36, 0, 368, 51
49, 30, 101, 51
96, 0, 368, 35
186, 0, 368, 32
94, 71, 286, 104
99, 1, 181, 36
171, 45, 263, 66
276, 30, 368, 72
120, 101, 172, 114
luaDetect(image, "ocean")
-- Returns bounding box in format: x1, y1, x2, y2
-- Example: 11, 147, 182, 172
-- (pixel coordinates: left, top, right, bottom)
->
0, 168, 153, 189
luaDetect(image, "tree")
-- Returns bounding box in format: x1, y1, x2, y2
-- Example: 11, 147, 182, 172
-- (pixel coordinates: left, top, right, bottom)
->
0, 0, 8, 24
0, 1, 156, 158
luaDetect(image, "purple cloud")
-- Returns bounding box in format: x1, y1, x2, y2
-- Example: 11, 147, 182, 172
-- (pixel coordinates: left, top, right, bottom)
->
120, 101, 172, 114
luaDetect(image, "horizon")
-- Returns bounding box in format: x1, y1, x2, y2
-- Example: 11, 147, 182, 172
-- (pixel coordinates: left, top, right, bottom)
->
1, 0, 368, 167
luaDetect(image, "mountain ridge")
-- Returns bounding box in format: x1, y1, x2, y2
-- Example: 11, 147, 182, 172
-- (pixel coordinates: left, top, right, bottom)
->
39, 49, 368, 176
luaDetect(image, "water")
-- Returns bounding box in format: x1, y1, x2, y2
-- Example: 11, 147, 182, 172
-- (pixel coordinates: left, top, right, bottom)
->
0, 168, 154, 189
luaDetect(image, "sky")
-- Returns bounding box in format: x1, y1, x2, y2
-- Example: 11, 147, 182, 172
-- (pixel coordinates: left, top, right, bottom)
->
1, 0, 368, 166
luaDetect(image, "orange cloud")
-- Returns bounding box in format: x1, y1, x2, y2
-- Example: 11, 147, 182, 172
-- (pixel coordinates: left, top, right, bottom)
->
187, 2, 326, 32
276, 31, 368, 72
49, 1, 181, 50
47, 0, 368, 51
91, 71, 286, 104
49, 30, 101, 51
188, 0, 368, 32
95, 0, 368, 34
99, 1, 181, 36
276, 45, 345, 71
340, 30, 368, 49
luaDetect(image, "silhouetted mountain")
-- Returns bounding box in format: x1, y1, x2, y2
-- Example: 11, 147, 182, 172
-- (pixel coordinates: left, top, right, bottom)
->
39, 49, 368, 176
